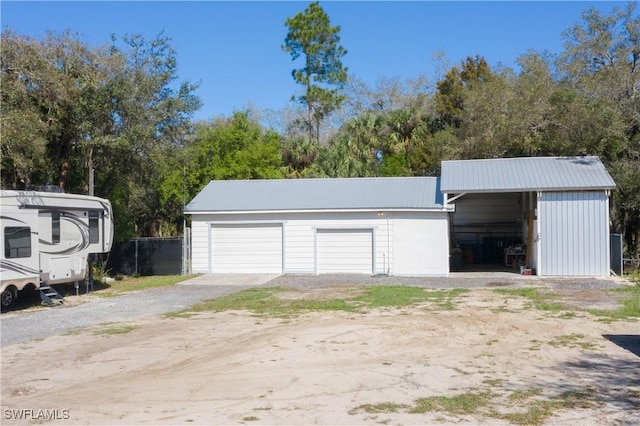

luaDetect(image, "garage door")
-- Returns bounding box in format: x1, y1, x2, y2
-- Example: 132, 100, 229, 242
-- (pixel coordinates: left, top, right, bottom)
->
211, 224, 282, 273
317, 229, 373, 274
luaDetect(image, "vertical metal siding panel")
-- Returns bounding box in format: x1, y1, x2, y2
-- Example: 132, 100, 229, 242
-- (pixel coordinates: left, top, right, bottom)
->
540, 191, 608, 276
597, 193, 608, 275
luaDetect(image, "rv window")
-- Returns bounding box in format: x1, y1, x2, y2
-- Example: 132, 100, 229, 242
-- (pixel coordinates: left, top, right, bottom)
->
52, 211, 60, 244
89, 211, 100, 243
4, 227, 31, 258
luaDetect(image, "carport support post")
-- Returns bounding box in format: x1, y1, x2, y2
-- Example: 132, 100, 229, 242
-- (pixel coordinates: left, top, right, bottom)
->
525, 209, 534, 268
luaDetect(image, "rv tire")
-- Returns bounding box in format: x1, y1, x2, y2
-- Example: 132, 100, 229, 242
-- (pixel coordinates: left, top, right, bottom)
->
1, 286, 18, 312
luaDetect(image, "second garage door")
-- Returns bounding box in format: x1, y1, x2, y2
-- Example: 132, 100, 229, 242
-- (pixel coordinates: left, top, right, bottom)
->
211, 224, 283, 273
316, 229, 373, 274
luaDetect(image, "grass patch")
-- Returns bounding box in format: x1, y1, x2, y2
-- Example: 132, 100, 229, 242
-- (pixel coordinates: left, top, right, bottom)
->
350, 387, 598, 424
170, 286, 469, 318
588, 283, 640, 320
173, 287, 358, 318
64, 323, 138, 337
354, 286, 468, 310
410, 391, 494, 415
482, 378, 505, 387
507, 388, 543, 402
495, 288, 564, 311
547, 333, 597, 350
495, 388, 596, 425
91, 323, 139, 336
496, 282, 639, 321
348, 402, 410, 415
95, 274, 197, 297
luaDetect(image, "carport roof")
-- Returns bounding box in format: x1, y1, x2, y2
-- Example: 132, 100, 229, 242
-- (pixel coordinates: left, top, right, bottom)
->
185, 177, 445, 213
440, 156, 615, 193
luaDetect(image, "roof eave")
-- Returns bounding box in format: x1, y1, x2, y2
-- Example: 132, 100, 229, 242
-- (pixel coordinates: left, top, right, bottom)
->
185, 207, 450, 215
441, 186, 615, 194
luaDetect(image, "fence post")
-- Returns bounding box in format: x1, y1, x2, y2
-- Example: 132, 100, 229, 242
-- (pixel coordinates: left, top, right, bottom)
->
135, 238, 139, 276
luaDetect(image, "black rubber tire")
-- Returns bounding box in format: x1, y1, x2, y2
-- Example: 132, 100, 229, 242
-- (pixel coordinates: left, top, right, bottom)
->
1, 287, 17, 312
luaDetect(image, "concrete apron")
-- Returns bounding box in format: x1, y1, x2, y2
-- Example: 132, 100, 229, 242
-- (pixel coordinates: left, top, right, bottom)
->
178, 273, 281, 286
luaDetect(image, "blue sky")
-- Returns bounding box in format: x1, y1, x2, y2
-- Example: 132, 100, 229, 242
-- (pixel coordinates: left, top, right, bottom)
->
1, 1, 628, 122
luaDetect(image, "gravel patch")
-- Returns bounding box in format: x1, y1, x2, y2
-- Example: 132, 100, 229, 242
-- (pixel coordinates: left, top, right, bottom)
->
1, 284, 253, 347
1, 273, 631, 347
264, 273, 628, 291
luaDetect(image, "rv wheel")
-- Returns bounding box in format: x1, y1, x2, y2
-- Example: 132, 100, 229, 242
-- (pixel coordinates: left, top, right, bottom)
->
1, 287, 17, 311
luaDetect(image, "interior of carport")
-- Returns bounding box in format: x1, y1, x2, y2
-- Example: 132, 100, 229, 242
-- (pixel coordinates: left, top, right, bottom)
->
448, 191, 536, 273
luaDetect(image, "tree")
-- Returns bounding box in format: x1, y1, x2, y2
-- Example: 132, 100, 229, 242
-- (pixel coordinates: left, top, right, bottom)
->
283, 1, 348, 144
1, 29, 201, 240
435, 55, 494, 129
159, 112, 285, 229
559, 2, 640, 255
281, 136, 320, 177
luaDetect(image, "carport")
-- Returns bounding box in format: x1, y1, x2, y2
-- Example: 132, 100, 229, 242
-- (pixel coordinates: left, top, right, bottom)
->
441, 156, 615, 277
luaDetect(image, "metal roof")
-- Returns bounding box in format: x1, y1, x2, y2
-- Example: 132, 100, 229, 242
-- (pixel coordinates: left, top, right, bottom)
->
440, 156, 615, 193
185, 177, 445, 213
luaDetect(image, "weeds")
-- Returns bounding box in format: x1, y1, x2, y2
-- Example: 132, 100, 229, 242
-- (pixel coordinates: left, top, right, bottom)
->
547, 333, 597, 350
170, 286, 469, 318
350, 386, 597, 425
588, 283, 640, 320
495, 286, 639, 320
494, 288, 564, 311
95, 274, 197, 297
411, 391, 494, 415
348, 402, 410, 415
91, 324, 138, 336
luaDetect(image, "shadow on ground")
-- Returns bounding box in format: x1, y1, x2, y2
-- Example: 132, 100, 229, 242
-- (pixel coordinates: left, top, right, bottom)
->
603, 334, 640, 358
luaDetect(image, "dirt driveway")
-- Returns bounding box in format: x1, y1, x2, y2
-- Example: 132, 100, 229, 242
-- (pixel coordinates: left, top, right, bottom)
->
1, 284, 639, 425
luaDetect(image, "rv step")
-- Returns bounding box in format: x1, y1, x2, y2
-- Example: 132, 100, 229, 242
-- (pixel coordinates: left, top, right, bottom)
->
39, 283, 64, 307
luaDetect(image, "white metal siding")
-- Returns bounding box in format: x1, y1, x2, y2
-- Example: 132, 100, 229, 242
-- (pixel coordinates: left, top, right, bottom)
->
393, 212, 449, 277
538, 191, 609, 276
211, 224, 283, 273
189, 211, 449, 277
282, 212, 390, 275
316, 229, 373, 274
191, 220, 211, 273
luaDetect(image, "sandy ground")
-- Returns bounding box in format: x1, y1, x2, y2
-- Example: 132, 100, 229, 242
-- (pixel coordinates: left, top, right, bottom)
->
1, 286, 639, 425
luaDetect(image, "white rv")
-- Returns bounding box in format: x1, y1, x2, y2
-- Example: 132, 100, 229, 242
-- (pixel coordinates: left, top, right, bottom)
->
0, 190, 114, 310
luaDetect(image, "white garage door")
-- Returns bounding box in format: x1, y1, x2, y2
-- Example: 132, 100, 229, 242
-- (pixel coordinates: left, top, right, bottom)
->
211, 224, 283, 273
317, 229, 373, 274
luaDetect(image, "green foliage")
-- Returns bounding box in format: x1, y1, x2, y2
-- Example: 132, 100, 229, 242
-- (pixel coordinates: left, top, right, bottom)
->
283, 1, 348, 142
281, 136, 320, 177
1, 29, 200, 240
159, 111, 284, 228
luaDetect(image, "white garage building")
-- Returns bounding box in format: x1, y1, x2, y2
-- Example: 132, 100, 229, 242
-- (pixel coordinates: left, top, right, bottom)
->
186, 156, 615, 277
185, 177, 451, 276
